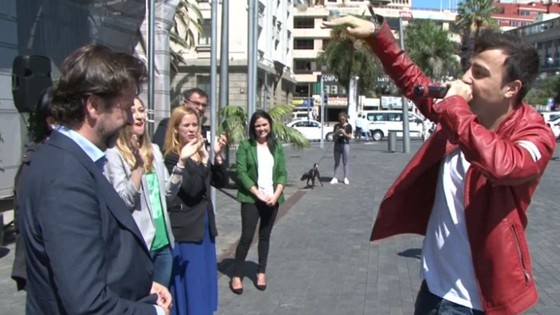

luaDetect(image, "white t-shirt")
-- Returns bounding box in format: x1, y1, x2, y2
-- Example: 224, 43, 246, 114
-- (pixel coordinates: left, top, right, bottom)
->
256, 144, 275, 196
422, 149, 482, 310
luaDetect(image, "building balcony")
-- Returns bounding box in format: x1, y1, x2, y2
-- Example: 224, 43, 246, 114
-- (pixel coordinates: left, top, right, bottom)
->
293, 49, 320, 59
293, 28, 331, 38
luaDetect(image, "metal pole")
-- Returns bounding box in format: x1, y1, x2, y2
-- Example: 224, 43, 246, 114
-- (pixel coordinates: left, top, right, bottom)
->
399, 16, 410, 153
220, 0, 229, 110
320, 75, 325, 149
147, 0, 155, 136
210, 0, 218, 209
220, 0, 230, 166
247, 0, 258, 119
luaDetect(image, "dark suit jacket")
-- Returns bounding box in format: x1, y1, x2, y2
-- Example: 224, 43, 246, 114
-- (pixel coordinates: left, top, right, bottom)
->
19, 131, 156, 315
152, 118, 169, 151
164, 153, 227, 243
11, 142, 41, 291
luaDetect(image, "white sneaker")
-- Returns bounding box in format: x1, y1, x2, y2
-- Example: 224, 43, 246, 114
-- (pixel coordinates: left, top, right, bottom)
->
330, 178, 338, 184
344, 178, 350, 185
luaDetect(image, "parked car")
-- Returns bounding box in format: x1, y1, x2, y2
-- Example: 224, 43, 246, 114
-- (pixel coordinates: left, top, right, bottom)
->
287, 119, 334, 141
547, 116, 560, 139
360, 110, 432, 141
540, 111, 560, 123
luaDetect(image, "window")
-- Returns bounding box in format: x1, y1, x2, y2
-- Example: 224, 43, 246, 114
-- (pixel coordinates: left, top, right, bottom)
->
330, 85, 338, 95
196, 76, 210, 97
387, 113, 402, 122
294, 18, 314, 29
198, 20, 211, 46
294, 59, 316, 72
294, 39, 314, 50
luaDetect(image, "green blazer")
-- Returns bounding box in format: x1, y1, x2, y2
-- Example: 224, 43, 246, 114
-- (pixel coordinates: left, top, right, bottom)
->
236, 139, 287, 204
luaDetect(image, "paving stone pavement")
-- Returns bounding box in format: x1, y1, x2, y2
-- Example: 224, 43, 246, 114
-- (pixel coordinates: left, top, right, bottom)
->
1, 139, 560, 315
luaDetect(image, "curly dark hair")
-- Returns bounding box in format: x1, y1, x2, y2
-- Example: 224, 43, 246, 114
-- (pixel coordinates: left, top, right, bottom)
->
51, 44, 147, 127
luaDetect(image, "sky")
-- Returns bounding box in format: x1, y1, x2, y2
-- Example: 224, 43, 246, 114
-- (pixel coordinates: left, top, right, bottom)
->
412, 0, 462, 11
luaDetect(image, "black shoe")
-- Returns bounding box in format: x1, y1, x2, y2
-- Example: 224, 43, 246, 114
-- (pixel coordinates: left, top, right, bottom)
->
256, 273, 267, 291
229, 280, 243, 295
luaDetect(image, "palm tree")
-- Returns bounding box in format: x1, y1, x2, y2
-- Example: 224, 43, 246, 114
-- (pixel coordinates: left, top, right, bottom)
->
317, 15, 382, 102
404, 20, 460, 81
169, 0, 203, 105
170, 0, 203, 72
456, 0, 499, 70
218, 104, 310, 149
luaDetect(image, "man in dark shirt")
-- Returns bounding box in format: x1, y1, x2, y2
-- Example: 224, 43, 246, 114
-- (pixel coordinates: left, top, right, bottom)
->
152, 87, 210, 151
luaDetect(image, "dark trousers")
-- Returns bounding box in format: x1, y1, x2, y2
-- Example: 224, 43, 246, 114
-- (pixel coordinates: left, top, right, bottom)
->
233, 201, 279, 277
414, 281, 485, 315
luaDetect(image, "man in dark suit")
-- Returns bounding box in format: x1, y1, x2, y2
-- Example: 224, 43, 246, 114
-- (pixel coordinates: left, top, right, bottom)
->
152, 87, 210, 151
19, 44, 171, 315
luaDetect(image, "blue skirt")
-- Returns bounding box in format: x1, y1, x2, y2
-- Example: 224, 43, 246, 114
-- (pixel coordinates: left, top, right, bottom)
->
170, 213, 218, 315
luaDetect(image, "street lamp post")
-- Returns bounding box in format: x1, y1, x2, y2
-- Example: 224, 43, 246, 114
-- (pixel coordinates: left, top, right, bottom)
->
398, 12, 411, 154
247, 0, 258, 120
210, 0, 219, 209
370, 0, 411, 153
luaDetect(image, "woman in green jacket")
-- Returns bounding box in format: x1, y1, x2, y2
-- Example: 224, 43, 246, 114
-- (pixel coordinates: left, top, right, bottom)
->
230, 110, 287, 295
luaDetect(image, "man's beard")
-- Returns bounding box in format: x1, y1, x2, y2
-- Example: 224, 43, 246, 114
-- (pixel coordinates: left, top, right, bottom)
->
105, 130, 120, 149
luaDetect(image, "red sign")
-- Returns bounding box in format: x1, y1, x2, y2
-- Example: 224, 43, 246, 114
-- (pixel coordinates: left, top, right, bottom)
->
399, 10, 413, 20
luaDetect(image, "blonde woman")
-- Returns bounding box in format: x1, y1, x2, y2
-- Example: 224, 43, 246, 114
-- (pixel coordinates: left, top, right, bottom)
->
163, 106, 227, 315
104, 97, 178, 287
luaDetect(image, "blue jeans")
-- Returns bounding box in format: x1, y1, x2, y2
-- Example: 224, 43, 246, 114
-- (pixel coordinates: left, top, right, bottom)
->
414, 281, 485, 315
151, 246, 173, 288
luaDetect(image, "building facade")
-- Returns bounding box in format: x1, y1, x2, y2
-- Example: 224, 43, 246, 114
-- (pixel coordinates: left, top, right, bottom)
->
506, 15, 560, 79
292, 0, 457, 120
174, 0, 297, 114
492, 0, 560, 31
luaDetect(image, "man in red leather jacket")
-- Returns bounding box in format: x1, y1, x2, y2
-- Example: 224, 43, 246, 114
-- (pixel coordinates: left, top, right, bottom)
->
325, 11, 556, 315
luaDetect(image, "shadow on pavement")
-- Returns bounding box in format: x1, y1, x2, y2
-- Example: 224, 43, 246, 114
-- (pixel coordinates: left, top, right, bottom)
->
0, 246, 10, 259
397, 248, 422, 260
218, 258, 259, 283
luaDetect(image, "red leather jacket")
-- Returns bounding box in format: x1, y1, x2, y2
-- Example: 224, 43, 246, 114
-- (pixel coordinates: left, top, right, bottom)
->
368, 21, 556, 315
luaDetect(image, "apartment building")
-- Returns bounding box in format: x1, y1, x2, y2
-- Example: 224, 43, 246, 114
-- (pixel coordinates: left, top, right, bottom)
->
292, 0, 457, 119
492, 0, 560, 31
174, 0, 297, 112
507, 15, 560, 79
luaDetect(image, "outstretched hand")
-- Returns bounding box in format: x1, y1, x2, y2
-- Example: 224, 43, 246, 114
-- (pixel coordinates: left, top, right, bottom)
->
322, 15, 377, 39
179, 137, 203, 163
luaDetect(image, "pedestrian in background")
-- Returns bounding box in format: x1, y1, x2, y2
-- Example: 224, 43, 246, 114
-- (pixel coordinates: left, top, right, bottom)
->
11, 87, 55, 291
230, 110, 287, 295
325, 10, 555, 315
330, 112, 352, 185
104, 97, 178, 288
355, 113, 371, 141
163, 106, 228, 315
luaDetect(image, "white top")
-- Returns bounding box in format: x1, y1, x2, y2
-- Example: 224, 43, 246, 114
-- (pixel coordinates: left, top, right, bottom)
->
422, 149, 482, 310
356, 117, 369, 129
256, 144, 275, 196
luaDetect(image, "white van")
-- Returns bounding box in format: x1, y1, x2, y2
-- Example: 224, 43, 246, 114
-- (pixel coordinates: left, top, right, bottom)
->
359, 110, 430, 141
291, 110, 310, 121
